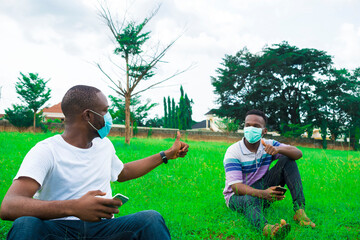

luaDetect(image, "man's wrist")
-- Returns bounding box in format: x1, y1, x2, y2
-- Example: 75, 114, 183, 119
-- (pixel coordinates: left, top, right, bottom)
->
65, 199, 78, 217
255, 189, 264, 199
159, 151, 168, 164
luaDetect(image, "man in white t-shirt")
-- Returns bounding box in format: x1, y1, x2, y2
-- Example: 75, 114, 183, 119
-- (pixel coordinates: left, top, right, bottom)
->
0, 85, 189, 240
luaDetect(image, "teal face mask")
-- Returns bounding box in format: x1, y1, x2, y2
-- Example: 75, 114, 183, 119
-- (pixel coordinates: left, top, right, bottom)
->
88, 110, 113, 139
244, 126, 263, 144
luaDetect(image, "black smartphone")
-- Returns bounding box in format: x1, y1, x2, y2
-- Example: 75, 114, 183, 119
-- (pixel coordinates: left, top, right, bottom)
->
274, 186, 287, 195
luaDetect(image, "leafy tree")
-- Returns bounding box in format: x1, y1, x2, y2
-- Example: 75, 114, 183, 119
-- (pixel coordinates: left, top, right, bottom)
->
145, 115, 164, 128
172, 98, 176, 128
212, 42, 332, 133
97, 3, 187, 144
5, 105, 34, 129
15, 72, 51, 131
212, 42, 360, 149
216, 118, 240, 133
281, 123, 312, 138
338, 68, 360, 150
108, 95, 158, 128
5, 105, 45, 131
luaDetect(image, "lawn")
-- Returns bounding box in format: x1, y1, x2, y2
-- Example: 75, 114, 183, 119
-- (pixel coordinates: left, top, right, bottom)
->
0, 132, 359, 239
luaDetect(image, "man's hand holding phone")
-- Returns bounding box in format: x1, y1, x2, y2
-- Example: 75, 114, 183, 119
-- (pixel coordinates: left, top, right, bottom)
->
113, 193, 129, 206
262, 186, 287, 202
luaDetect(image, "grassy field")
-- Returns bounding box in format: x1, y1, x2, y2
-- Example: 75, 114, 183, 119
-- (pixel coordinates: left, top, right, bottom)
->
0, 131, 359, 239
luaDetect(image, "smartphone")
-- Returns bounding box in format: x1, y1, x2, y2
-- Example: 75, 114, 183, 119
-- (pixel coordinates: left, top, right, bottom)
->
113, 193, 129, 205
274, 186, 287, 195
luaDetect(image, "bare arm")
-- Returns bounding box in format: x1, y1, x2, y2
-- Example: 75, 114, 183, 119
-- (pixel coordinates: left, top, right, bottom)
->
277, 145, 303, 160
118, 131, 189, 182
261, 139, 302, 160
231, 182, 285, 202
0, 177, 122, 221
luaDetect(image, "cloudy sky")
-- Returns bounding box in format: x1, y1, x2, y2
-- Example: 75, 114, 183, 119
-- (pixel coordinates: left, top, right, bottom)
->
0, 0, 359, 121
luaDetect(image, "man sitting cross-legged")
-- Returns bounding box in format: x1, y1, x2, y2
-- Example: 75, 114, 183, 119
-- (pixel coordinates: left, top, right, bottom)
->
223, 109, 315, 239
0, 85, 189, 240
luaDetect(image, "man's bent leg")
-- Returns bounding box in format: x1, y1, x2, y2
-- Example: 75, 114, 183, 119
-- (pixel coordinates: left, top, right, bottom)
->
85, 210, 171, 240
7, 216, 81, 240
263, 156, 305, 211
229, 194, 268, 231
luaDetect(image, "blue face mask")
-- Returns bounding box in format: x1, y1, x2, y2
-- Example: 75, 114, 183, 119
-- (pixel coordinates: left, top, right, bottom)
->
88, 110, 113, 139
244, 126, 263, 144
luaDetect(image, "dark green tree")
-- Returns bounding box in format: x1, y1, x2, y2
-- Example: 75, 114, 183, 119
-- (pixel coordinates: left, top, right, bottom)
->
5, 105, 34, 129
212, 42, 360, 149
145, 115, 164, 128
163, 86, 193, 130
171, 98, 176, 128
163, 97, 168, 128
167, 96, 172, 128
15, 72, 51, 132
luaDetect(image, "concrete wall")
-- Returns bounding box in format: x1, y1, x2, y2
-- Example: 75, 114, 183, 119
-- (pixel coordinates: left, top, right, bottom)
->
0, 119, 352, 150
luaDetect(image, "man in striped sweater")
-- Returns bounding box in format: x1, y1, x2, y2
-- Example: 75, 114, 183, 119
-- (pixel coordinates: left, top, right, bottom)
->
223, 109, 315, 239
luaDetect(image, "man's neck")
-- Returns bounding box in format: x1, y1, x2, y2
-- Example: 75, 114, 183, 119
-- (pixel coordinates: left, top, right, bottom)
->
61, 125, 95, 149
244, 138, 260, 153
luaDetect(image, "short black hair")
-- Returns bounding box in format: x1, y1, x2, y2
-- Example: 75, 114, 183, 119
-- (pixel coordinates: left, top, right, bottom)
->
245, 109, 268, 125
61, 85, 101, 118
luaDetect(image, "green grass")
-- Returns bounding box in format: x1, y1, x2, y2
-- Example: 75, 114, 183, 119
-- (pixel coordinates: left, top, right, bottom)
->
0, 132, 359, 239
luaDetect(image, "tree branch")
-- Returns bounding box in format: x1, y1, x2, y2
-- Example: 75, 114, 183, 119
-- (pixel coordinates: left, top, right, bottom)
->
96, 63, 125, 95
133, 64, 194, 96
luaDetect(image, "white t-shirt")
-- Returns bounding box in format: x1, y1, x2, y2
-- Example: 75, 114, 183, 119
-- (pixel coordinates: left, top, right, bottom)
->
14, 134, 124, 220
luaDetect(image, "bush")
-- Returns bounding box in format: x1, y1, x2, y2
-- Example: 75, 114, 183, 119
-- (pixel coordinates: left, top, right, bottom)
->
5, 104, 33, 129
281, 123, 311, 138
5, 105, 47, 132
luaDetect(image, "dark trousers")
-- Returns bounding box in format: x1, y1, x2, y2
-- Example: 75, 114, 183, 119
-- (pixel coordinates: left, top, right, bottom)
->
7, 210, 171, 240
228, 156, 305, 230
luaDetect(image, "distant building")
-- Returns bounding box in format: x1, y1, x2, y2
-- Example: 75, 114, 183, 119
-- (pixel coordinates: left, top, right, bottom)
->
42, 103, 65, 121
191, 109, 223, 132
191, 120, 207, 130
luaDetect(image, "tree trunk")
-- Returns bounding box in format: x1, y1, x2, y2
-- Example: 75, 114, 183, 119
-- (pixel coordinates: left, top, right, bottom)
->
125, 94, 131, 144
130, 121, 133, 138
33, 112, 36, 132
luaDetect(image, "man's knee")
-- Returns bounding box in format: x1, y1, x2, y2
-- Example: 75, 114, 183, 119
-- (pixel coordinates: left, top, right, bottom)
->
7, 217, 44, 240
278, 155, 298, 167
12, 216, 43, 229
135, 210, 165, 224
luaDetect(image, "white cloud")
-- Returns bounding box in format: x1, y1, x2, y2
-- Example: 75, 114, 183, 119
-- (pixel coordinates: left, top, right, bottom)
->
332, 23, 360, 69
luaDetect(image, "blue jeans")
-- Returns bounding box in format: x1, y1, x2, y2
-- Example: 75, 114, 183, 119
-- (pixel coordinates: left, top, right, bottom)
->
229, 156, 305, 230
7, 210, 171, 240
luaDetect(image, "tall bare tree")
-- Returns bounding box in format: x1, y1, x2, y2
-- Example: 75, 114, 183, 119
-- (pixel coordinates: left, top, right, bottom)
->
97, 3, 188, 144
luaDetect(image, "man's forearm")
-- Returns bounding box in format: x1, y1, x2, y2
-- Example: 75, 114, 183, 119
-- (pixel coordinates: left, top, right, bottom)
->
117, 153, 164, 182
0, 196, 76, 221
277, 146, 303, 160
232, 183, 264, 199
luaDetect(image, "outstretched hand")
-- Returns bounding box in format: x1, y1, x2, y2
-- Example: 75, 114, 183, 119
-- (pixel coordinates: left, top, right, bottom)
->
166, 131, 189, 159
261, 139, 279, 156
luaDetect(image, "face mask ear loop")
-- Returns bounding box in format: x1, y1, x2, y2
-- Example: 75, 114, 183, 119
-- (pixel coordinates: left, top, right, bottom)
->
88, 121, 99, 131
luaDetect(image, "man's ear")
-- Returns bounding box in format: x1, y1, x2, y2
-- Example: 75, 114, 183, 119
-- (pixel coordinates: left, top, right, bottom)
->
82, 109, 91, 122
263, 127, 268, 135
